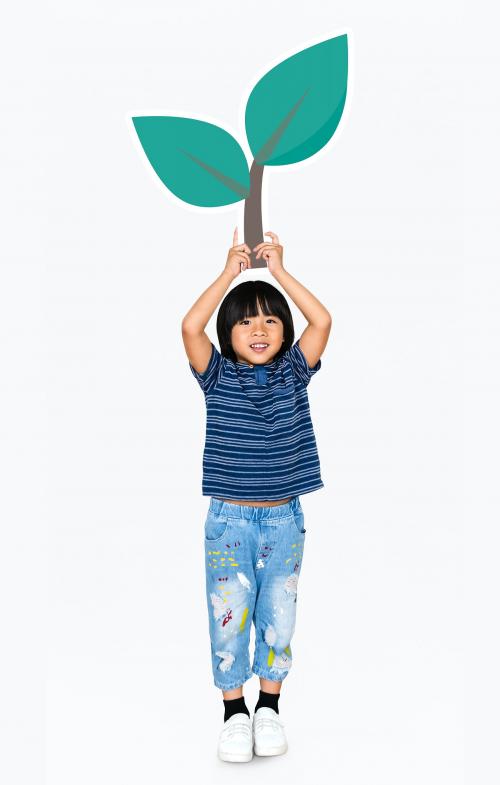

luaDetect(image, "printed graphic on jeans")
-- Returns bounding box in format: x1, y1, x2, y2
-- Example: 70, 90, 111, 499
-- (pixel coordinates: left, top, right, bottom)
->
204, 501, 306, 690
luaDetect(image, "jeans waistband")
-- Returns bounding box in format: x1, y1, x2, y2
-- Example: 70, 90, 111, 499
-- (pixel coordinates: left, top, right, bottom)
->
209, 495, 301, 520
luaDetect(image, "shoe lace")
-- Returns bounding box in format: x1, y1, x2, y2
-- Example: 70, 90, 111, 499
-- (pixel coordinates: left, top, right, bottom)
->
255, 716, 284, 731
222, 721, 252, 738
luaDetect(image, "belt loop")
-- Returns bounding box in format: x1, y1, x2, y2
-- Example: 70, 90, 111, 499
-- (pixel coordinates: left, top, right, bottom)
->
210, 496, 223, 515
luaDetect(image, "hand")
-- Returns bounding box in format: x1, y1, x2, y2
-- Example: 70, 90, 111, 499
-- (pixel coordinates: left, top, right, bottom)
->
253, 231, 285, 275
224, 227, 251, 280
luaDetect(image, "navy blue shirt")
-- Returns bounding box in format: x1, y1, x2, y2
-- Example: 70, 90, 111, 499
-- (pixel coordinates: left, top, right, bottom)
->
189, 339, 324, 500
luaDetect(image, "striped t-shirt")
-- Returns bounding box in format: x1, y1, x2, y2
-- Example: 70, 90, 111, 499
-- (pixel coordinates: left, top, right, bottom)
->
189, 338, 324, 500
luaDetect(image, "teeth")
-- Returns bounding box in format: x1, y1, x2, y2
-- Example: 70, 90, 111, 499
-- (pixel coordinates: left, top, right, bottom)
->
251, 344, 268, 348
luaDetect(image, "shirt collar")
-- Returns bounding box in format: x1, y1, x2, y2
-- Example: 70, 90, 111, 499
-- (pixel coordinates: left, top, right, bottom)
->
234, 355, 282, 386
234, 355, 281, 369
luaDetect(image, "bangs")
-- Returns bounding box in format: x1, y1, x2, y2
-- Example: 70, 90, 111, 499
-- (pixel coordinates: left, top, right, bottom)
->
236, 290, 277, 322
216, 280, 295, 362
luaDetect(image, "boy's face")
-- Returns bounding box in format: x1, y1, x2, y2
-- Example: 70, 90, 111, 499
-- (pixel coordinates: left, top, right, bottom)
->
231, 304, 284, 366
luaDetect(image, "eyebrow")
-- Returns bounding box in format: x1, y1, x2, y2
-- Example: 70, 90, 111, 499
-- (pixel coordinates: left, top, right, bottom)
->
240, 315, 278, 320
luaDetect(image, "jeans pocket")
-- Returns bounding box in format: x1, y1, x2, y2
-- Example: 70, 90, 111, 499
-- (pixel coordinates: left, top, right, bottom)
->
292, 509, 306, 534
204, 513, 230, 542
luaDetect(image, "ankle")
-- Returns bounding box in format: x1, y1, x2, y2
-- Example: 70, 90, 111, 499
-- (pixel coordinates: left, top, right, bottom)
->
255, 689, 281, 715
223, 695, 250, 722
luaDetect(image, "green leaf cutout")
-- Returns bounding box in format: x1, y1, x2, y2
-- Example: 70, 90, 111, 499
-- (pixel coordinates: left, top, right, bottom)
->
131, 117, 250, 207
245, 34, 348, 166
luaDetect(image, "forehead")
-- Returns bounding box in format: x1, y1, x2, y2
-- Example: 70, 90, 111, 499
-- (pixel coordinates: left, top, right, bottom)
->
239, 305, 279, 319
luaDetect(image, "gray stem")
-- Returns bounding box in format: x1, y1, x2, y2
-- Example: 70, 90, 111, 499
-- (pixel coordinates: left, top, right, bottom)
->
244, 160, 267, 269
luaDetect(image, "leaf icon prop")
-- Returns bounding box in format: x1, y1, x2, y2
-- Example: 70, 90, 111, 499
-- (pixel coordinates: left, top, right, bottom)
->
246, 35, 348, 166
132, 34, 348, 267
132, 117, 250, 207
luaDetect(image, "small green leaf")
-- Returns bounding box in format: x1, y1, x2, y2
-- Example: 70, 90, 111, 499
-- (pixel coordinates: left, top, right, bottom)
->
132, 116, 250, 207
245, 35, 348, 166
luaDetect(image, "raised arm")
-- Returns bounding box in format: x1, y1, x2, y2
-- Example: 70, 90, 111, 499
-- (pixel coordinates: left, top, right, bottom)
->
181, 228, 251, 374
253, 231, 332, 369
181, 270, 234, 373
273, 267, 332, 368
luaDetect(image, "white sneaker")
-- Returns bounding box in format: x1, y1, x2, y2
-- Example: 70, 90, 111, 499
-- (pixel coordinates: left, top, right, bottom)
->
217, 712, 253, 762
253, 706, 288, 756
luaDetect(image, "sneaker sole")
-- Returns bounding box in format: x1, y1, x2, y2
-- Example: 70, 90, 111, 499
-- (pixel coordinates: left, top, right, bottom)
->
254, 742, 288, 756
218, 749, 253, 762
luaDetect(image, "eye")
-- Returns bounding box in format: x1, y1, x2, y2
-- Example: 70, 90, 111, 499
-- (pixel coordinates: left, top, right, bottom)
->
239, 317, 277, 325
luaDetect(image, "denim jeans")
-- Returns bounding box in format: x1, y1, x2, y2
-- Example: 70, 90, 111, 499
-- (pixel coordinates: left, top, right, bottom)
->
204, 495, 306, 691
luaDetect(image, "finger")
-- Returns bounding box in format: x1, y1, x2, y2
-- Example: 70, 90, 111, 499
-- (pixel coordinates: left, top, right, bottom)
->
235, 243, 251, 253
258, 245, 280, 260
254, 244, 275, 256
265, 231, 279, 244
233, 227, 238, 247
231, 246, 250, 258
234, 251, 250, 263
253, 242, 274, 251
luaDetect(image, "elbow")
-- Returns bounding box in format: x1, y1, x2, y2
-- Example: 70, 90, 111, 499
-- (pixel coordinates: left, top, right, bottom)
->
182, 319, 203, 336
316, 313, 333, 330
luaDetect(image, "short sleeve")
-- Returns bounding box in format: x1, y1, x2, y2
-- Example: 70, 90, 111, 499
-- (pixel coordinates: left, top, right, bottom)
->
189, 342, 223, 394
286, 338, 322, 387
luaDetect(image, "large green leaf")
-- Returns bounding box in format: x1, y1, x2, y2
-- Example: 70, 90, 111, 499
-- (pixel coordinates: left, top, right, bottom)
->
131, 116, 250, 207
245, 35, 348, 166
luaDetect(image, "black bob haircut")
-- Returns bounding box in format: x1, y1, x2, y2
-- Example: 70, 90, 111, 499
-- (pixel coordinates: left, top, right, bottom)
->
216, 280, 295, 363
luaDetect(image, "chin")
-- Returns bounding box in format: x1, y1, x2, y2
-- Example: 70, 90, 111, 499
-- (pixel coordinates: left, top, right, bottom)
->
237, 344, 279, 364
252, 349, 277, 363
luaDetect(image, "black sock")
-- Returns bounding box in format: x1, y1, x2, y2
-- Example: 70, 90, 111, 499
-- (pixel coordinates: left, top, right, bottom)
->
254, 689, 280, 715
223, 695, 250, 722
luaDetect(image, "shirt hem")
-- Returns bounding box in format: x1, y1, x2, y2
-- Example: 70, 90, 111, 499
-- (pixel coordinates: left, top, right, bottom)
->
201, 482, 324, 501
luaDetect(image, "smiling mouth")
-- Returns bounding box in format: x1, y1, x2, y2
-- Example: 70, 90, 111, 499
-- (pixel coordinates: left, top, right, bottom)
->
250, 343, 269, 350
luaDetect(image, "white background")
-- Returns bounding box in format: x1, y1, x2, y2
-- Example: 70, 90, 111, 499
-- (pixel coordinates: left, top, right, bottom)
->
1, 0, 491, 783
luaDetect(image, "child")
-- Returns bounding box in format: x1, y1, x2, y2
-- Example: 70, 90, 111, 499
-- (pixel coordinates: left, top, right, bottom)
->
182, 228, 332, 762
